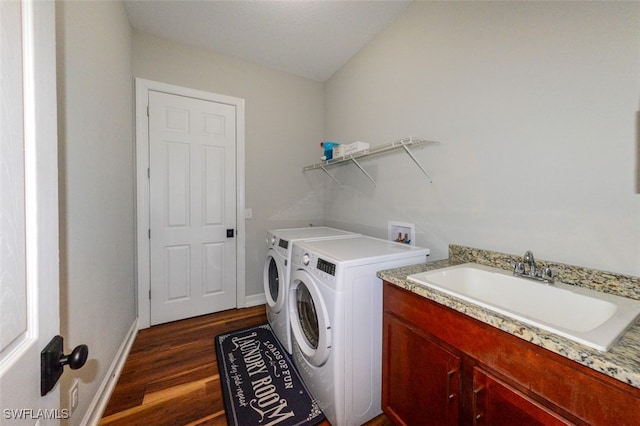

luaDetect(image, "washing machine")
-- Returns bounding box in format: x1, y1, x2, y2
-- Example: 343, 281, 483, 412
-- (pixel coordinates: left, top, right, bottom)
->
264, 227, 358, 354
288, 236, 430, 426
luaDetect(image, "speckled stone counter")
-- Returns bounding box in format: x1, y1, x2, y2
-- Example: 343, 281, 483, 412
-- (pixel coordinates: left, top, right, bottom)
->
377, 245, 640, 390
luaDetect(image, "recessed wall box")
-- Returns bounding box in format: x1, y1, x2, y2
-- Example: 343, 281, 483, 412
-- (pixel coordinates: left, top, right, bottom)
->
388, 221, 415, 246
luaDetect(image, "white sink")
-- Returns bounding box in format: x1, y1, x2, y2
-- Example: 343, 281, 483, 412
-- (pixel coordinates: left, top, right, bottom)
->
407, 263, 640, 351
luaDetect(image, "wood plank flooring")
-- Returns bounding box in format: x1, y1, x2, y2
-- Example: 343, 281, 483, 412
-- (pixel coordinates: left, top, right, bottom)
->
100, 306, 393, 426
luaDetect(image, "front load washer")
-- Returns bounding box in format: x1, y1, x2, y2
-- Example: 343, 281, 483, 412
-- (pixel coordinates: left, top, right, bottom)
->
288, 236, 430, 426
264, 227, 357, 354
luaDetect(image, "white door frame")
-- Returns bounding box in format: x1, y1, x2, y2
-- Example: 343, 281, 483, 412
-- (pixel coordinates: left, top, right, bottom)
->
135, 78, 246, 329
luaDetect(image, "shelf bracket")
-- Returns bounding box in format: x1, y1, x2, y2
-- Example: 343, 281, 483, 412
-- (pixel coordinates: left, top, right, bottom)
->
349, 155, 376, 186
302, 136, 439, 187
320, 164, 343, 188
401, 143, 433, 183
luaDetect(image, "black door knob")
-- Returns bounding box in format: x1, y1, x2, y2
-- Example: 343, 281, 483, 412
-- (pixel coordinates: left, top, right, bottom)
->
41, 336, 89, 396
59, 344, 88, 370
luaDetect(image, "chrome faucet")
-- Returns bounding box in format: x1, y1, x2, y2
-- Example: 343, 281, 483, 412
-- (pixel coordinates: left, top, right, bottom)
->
512, 250, 554, 284
523, 250, 536, 276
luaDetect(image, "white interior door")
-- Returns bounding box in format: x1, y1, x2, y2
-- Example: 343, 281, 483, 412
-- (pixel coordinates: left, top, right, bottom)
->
0, 0, 61, 420
149, 90, 237, 325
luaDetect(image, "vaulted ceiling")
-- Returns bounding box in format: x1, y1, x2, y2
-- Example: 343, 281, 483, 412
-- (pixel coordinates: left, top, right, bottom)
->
123, 0, 413, 82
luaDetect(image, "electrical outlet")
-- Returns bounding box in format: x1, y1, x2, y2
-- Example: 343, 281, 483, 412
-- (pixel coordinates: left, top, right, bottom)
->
69, 380, 79, 417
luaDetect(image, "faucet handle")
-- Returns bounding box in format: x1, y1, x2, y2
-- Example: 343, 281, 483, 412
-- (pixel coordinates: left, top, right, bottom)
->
541, 267, 554, 283
511, 260, 525, 275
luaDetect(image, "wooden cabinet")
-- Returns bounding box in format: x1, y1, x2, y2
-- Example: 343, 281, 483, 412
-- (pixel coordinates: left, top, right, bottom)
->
382, 311, 460, 425
472, 367, 572, 426
382, 282, 640, 426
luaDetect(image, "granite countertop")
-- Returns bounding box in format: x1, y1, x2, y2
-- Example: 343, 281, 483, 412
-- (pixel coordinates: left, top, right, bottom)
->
377, 246, 640, 390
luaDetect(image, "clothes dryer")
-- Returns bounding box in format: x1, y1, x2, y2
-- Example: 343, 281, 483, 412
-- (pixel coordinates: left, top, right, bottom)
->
288, 236, 429, 426
264, 227, 357, 354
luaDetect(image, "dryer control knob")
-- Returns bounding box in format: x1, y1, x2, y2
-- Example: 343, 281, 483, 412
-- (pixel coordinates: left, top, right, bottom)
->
302, 253, 310, 266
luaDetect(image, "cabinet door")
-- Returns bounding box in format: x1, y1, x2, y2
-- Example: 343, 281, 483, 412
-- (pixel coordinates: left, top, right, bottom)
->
382, 313, 461, 426
472, 367, 573, 426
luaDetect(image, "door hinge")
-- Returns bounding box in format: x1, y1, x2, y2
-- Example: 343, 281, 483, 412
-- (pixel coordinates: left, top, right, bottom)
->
146, 105, 149, 117
149, 289, 151, 299
147, 168, 150, 178
148, 229, 151, 239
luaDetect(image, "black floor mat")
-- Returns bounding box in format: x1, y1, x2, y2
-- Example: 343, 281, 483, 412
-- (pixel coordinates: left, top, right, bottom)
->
215, 323, 326, 426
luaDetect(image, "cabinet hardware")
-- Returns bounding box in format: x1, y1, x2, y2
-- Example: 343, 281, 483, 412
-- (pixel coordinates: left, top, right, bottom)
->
472, 386, 485, 425
447, 369, 457, 401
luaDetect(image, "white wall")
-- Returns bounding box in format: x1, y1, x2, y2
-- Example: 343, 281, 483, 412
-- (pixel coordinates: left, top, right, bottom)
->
56, 1, 135, 423
325, 1, 640, 276
132, 33, 326, 298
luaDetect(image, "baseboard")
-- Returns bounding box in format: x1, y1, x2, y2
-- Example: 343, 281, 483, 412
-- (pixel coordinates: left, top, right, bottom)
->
245, 292, 266, 308
81, 319, 138, 425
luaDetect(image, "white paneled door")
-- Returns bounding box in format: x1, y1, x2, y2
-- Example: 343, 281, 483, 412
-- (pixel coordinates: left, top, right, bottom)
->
149, 91, 237, 325
0, 0, 61, 419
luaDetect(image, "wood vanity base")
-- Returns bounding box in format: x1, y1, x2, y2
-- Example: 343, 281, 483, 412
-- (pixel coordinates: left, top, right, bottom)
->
382, 282, 640, 426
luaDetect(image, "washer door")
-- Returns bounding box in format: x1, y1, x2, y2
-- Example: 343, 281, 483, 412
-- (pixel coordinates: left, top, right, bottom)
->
263, 250, 285, 313
289, 269, 331, 367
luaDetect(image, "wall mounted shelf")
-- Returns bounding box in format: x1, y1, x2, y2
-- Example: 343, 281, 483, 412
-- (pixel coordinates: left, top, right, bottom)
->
302, 136, 439, 187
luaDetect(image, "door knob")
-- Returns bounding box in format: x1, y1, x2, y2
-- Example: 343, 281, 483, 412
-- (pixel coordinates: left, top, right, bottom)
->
59, 344, 88, 370
41, 335, 89, 396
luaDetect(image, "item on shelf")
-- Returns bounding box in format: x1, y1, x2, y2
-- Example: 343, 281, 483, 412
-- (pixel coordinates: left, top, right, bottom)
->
304, 137, 440, 187
320, 141, 340, 160
333, 141, 370, 158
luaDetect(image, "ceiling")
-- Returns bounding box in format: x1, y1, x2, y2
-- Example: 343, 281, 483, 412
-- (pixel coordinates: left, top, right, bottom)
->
123, 0, 413, 82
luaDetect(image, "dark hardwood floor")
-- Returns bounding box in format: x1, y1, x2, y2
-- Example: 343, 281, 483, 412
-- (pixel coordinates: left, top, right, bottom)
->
100, 305, 393, 426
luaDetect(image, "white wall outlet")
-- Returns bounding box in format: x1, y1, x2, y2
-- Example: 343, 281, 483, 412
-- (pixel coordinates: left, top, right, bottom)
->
69, 380, 79, 417
245, 208, 253, 219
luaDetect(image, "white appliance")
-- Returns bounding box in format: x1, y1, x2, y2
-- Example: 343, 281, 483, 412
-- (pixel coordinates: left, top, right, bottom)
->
288, 236, 430, 426
264, 227, 358, 354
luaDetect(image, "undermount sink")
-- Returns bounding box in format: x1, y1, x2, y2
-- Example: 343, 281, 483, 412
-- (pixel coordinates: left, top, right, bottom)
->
407, 263, 640, 352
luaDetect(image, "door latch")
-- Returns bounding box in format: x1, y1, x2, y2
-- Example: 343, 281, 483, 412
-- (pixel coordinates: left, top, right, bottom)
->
226, 229, 235, 238
41, 336, 88, 396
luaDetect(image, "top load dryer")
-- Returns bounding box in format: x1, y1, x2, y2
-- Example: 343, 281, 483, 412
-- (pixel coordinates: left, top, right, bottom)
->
264, 226, 358, 353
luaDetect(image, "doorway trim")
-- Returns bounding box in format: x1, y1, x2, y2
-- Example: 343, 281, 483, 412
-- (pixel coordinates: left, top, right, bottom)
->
135, 78, 246, 329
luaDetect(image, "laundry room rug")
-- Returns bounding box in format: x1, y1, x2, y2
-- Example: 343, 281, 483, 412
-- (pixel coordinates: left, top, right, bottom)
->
215, 323, 325, 426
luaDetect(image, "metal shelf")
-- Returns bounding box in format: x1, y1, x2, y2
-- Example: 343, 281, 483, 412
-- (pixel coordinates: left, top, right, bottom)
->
302, 136, 439, 187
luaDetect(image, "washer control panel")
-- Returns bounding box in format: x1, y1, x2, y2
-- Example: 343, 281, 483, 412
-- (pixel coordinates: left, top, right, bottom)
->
292, 245, 337, 282
266, 232, 292, 258
273, 237, 289, 258
316, 258, 336, 276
